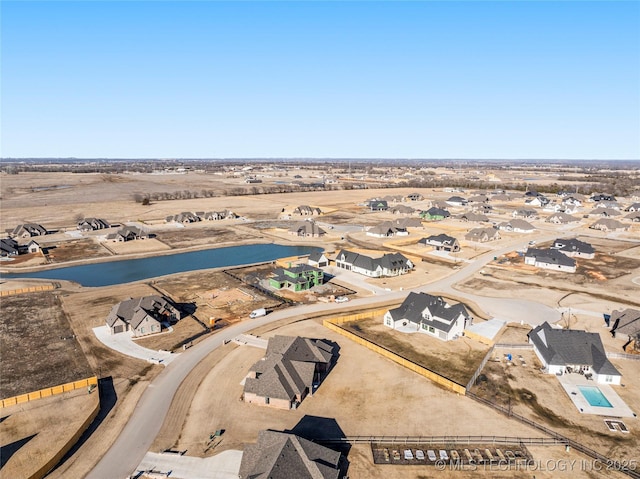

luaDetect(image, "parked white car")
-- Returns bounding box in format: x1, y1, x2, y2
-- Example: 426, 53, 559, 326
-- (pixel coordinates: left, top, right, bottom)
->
334, 296, 349, 303
439, 450, 449, 460
427, 450, 437, 461
404, 449, 414, 460
415, 450, 425, 460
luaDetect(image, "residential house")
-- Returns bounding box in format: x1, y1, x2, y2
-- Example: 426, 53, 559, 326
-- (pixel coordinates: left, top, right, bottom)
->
405, 192, 424, 201
106, 295, 180, 337
390, 205, 416, 215
26, 240, 40, 253
610, 308, 640, 346
243, 336, 337, 410
446, 196, 468, 207
239, 430, 343, 479
203, 210, 237, 220
590, 194, 616, 202
394, 217, 422, 229
590, 219, 628, 232
472, 204, 493, 214
525, 196, 549, 207
458, 212, 489, 223
528, 322, 621, 385
625, 212, 640, 222
77, 218, 111, 231
552, 238, 595, 259
524, 248, 576, 273
382, 195, 404, 203
269, 264, 324, 292
498, 219, 535, 233
563, 197, 583, 208
546, 213, 580, 224
288, 221, 326, 238
418, 234, 460, 252
166, 212, 201, 223
366, 199, 389, 211
625, 203, 640, 212
335, 249, 413, 277
421, 207, 450, 221
383, 292, 472, 341
512, 209, 538, 219
589, 208, 621, 218
8, 223, 48, 239
294, 205, 322, 216
0, 238, 19, 257
468, 195, 490, 203
594, 201, 621, 211
105, 226, 148, 242
366, 221, 408, 238
492, 193, 513, 201
465, 227, 500, 243
308, 251, 329, 268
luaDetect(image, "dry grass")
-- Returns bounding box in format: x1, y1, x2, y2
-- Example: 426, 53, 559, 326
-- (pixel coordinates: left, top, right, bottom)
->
45, 238, 111, 263
0, 292, 94, 398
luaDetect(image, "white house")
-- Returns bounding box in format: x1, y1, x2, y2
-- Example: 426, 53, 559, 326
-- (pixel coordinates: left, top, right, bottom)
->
335, 250, 413, 278
524, 248, 576, 273
552, 238, 595, 259
528, 322, 621, 385
383, 292, 472, 341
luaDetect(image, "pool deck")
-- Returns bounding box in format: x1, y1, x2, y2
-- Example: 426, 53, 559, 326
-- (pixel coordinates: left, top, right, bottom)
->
558, 374, 635, 418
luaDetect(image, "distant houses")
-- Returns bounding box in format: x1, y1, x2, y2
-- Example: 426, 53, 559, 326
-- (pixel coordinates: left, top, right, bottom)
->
446, 196, 468, 207
106, 226, 148, 242
418, 234, 460, 252
524, 248, 576, 273
77, 218, 111, 231
465, 227, 500, 243
288, 220, 326, 238
243, 336, 337, 410
106, 295, 180, 337
512, 209, 537, 219
366, 221, 407, 238
458, 213, 489, 223
590, 218, 627, 232
546, 212, 580, 225
335, 250, 413, 277
383, 292, 472, 341
165, 210, 238, 222
293, 205, 322, 216
421, 207, 450, 221
405, 192, 424, 202
8, 223, 48, 239
366, 199, 389, 211
528, 322, 621, 385
498, 219, 535, 233
166, 212, 201, 223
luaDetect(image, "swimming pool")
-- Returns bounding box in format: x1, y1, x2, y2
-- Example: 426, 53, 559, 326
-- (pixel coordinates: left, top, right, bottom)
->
578, 385, 613, 408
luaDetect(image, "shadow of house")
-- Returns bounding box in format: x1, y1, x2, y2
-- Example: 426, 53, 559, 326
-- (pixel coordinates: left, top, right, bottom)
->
287, 415, 350, 473
0, 434, 37, 468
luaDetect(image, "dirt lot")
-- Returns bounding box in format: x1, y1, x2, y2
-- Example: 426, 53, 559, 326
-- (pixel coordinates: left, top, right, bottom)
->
0, 291, 94, 398
45, 238, 112, 263
341, 316, 489, 386
155, 224, 251, 249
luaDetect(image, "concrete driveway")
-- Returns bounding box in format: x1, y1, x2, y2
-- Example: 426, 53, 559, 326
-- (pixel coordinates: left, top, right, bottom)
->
93, 326, 179, 365
135, 450, 242, 479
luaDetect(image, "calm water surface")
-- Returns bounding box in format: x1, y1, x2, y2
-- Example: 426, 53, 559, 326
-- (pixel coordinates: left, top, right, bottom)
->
1, 244, 319, 287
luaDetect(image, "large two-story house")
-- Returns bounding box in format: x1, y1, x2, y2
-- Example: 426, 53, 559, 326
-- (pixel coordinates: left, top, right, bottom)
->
335, 250, 413, 277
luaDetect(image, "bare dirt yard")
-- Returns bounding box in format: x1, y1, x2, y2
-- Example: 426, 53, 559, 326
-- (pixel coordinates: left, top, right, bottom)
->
44, 238, 112, 263
0, 291, 94, 398
154, 224, 251, 249
341, 316, 489, 386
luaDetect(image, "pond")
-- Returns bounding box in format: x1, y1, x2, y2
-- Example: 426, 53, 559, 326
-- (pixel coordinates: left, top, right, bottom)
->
1, 244, 320, 287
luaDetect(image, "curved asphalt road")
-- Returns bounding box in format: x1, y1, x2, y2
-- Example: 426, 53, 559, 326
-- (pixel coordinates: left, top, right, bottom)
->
88, 233, 565, 479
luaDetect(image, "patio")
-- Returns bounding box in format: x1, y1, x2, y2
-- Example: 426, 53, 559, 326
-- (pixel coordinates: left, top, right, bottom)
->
558, 373, 635, 417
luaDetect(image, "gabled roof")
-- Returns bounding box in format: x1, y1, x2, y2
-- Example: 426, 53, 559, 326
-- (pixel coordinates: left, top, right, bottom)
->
419, 233, 458, 246
335, 249, 412, 273
500, 219, 535, 231
423, 207, 450, 217
528, 322, 620, 376
289, 221, 325, 236
525, 248, 576, 267
388, 292, 470, 333
546, 212, 580, 224
590, 218, 626, 230
106, 295, 178, 328
0, 238, 19, 256
553, 238, 594, 255
239, 430, 341, 479
610, 308, 640, 336
308, 251, 327, 263
459, 213, 489, 222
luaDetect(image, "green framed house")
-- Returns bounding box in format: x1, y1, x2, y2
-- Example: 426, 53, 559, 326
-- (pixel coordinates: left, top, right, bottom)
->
269, 264, 324, 292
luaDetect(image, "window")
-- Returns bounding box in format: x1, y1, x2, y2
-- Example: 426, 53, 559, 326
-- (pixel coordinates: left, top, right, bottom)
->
605, 376, 613, 383
385, 318, 392, 326
265, 397, 270, 404
140, 327, 145, 334
428, 326, 435, 333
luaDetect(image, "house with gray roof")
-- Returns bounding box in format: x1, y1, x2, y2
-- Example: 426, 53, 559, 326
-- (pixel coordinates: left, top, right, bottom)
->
465, 227, 500, 243
0, 238, 19, 257
288, 220, 326, 238
77, 218, 111, 231
458, 212, 489, 223
390, 204, 416, 215
243, 336, 337, 410
366, 199, 389, 211
610, 308, 640, 345
625, 203, 640, 213
546, 212, 580, 224
106, 295, 180, 337
512, 209, 537, 219
418, 234, 460, 252
405, 192, 424, 202
589, 208, 621, 218
239, 430, 343, 479
165, 212, 201, 223
624, 212, 640, 222
528, 322, 621, 385
366, 221, 408, 238
203, 210, 237, 220
446, 196, 468, 207
394, 217, 422, 229
498, 219, 535, 233
524, 248, 576, 273
590, 218, 628, 232
335, 250, 413, 277
421, 207, 450, 221
105, 225, 148, 242
8, 223, 48, 239
307, 251, 329, 268
552, 238, 595, 259
294, 205, 322, 216
384, 292, 472, 341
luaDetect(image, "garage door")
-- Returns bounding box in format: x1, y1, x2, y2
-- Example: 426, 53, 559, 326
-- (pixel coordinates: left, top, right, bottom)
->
113, 325, 124, 334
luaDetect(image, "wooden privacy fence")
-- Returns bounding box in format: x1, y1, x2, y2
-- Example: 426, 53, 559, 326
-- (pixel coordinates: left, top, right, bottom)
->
0, 284, 55, 297
324, 311, 466, 396
1, 376, 98, 408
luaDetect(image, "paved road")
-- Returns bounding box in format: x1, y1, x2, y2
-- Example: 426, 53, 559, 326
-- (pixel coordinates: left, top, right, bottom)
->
88, 232, 567, 479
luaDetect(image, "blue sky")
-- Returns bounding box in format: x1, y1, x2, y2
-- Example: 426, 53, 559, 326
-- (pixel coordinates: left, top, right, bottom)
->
2, 1, 639, 159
